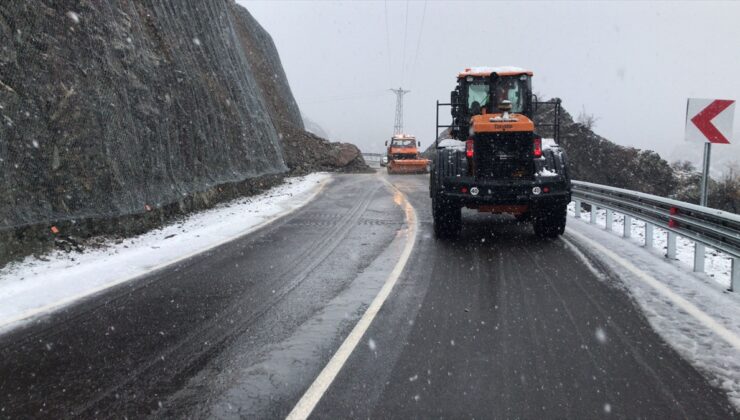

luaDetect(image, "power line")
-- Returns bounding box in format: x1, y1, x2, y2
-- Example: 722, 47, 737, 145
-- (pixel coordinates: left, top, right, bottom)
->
384, 1, 392, 87
409, 0, 427, 84
302, 90, 388, 105
400, 0, 409, 86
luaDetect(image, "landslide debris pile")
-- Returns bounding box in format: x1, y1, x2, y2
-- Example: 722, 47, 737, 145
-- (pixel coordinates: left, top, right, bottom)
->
0, 1, 366, 261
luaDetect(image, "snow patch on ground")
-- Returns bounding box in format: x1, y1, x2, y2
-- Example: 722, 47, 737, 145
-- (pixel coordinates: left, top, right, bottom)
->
0, 173, 331, 332
566, 211, 740, 409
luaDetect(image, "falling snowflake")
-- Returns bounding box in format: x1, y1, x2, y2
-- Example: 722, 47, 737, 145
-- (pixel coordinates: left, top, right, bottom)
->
368, 338, 376, 351
66, 11, 80, 23
603, 403, 612, 414
31, 140, 39, 148
595, 327, 607, 344
193, 37, 201, 46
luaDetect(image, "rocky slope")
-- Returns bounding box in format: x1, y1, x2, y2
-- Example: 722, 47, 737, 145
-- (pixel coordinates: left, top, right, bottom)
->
0, 1, 366, 263
533, 101, 676, 197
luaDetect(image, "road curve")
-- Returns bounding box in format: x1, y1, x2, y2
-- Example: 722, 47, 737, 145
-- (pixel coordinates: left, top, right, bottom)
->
0, 172, 736, 418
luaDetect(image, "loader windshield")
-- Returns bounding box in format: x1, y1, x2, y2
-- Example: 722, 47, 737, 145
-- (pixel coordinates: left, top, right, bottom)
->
493, 76, 528, 113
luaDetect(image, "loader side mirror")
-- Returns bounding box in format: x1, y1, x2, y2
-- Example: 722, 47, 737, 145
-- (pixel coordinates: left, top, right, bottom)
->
418, 141, 421, 147
450, 90, 458, 105
385, 141, 388, 146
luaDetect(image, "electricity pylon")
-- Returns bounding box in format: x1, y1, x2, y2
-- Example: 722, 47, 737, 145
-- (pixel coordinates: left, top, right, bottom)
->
389, 87, 410, 134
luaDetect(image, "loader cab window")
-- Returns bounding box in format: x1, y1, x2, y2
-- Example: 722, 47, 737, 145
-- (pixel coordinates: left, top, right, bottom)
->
467, 83, 490, 110
493, 76, 528, 113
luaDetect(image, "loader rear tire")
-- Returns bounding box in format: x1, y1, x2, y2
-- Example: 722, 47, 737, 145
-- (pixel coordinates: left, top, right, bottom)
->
433, 196, 461, 239
533, 205, 567, 238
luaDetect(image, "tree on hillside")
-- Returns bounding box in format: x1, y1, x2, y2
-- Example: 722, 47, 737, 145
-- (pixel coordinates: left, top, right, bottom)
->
576, 106, 599, 130
710, 164, 740, 213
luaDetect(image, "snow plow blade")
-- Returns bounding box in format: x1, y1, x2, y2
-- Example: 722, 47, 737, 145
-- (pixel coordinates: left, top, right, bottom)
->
387, 159, 429, 174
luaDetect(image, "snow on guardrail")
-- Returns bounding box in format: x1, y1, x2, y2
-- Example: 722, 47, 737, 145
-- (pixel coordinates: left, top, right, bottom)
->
571, 180, 739, 291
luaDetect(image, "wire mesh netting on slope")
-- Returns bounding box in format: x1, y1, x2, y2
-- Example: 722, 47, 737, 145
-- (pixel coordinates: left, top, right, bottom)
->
0, 1, 287, 231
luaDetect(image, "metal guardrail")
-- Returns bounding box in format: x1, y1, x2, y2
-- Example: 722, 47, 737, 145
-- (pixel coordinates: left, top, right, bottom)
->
361, 153, 383, 162
571, 180, 740, 291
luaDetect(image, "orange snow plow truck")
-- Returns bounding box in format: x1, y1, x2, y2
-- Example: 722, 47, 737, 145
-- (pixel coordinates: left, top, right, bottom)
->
385, 134, 429, 174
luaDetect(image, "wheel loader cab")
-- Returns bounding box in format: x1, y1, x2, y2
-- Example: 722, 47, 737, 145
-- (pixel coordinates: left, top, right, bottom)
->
454, 72, 533, 123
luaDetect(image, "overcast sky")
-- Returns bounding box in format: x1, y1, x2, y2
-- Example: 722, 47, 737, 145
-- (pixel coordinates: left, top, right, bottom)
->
239, 0, 740, 168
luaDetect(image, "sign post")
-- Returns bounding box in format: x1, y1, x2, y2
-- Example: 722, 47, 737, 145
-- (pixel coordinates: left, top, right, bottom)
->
685, 98, 734, 274
685, 98, 735, 207
700, 143, 711, 206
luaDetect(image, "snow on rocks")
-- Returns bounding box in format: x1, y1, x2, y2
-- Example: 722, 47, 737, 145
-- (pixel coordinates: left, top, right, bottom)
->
0, 173, 331, 332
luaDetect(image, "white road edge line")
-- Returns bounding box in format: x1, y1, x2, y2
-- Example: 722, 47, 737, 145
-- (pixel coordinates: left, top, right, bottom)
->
564, 230, 740, 351
286, 177, 419, 420
0, 176, 333, 331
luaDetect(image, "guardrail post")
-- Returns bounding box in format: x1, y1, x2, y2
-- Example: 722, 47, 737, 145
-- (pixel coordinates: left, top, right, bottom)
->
590, 205, 597, 224
623, 215, 632, 238
693, 243, 705, 273
574, 200, 581, 219
731, 258, 739, 292
644, 223, 654, 248
605, 209, 613, 231
666, 232, 677, 259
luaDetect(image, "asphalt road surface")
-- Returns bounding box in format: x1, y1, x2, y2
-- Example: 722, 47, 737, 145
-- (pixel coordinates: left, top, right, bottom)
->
0, 172, 736, 419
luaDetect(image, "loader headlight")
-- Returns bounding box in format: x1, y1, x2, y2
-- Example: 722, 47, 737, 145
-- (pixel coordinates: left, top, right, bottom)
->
532, 186, 542, 195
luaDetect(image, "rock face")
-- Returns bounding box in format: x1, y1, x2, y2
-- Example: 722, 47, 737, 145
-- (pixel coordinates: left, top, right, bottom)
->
0, 1, 367, 237
0, 1, 288, 230
0, 1, 368, 263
